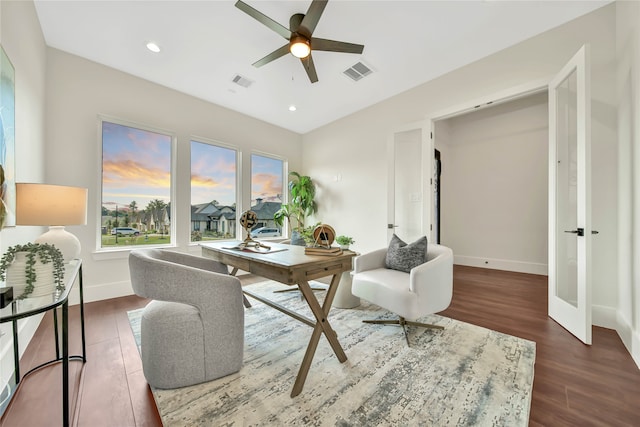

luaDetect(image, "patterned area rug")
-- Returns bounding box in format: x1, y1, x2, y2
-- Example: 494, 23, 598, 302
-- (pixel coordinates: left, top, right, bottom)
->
128, 280, 536, 426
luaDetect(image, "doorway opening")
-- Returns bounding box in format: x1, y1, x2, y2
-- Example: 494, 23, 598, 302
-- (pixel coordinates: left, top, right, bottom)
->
431, 90, 549, 276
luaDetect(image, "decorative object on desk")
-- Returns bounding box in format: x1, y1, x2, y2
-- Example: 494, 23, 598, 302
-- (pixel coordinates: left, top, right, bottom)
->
336, 235, 355, 250
237, 210, 271, 251
273, 171, 317, 246
311, 223, 335, 248
304, 224, 341, 255
15, 183, 88, 263
0, 243, 65, 299
304, 245, 343, 256
127, 280, 535, 426
0, 45, 16, 229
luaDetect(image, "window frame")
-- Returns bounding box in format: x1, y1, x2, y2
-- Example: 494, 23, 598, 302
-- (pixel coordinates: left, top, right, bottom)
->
249, 150, 288, 239
95, 115, 177, 256
189, 136, 241, 244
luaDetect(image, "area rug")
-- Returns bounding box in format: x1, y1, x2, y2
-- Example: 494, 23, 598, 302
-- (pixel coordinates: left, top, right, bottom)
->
128, 280, 536, 426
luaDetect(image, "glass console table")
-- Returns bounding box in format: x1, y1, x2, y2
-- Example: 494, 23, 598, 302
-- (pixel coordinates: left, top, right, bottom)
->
0, 259, 86, 427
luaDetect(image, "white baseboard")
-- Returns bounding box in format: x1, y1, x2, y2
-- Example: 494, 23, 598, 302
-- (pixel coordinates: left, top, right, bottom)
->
615, 311, 640, 369
454, 255, 548, 276
592, 304, 618, 330
77, 280, 134, 304
72, 270, 254, 305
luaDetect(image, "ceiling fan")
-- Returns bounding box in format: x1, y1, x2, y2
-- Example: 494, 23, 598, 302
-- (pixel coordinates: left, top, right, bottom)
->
235, 0, 365, 83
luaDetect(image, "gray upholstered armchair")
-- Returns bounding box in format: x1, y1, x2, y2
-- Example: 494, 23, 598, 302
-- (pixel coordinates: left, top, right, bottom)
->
129, 248, 244, 389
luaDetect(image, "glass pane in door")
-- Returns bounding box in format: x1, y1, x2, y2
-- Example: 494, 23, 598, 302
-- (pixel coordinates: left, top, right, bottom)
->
555, 68, 578, 307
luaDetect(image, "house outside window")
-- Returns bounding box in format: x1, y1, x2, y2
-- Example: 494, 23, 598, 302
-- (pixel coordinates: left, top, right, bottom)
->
100, 118, 174, 248
190, 139, 238, 242
250, 153, 284, 237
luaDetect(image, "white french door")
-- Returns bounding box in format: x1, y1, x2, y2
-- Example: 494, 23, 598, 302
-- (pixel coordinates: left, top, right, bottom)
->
387, 123, 432, 244
548, 45, 592, 344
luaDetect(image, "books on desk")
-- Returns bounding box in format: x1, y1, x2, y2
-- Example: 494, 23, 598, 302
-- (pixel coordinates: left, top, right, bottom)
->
304, 246, 343, 256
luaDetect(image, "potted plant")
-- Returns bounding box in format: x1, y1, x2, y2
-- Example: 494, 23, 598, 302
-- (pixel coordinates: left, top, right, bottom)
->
336, 235, 355, 250
0, 243, 65, 299
274, 171, 318, 245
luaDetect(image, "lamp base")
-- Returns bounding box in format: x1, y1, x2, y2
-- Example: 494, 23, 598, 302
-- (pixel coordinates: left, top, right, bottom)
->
35, 226, 81, 263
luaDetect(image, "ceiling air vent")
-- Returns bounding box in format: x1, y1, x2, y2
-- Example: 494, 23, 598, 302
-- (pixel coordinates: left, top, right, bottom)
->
343, 61, 373, 82
232, 74, 253, 88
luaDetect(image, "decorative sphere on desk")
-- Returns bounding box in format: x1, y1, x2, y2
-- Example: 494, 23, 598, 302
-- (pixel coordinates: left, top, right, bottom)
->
240, 210, 258, 231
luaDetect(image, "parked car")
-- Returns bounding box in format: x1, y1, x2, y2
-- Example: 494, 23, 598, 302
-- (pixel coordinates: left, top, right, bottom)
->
250, 227, 280, 238
111, 227, 141, 236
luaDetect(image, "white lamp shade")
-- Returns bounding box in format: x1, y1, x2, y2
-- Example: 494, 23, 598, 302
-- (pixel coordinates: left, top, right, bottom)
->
16, 183, 87, 226
15, 183, 88, 262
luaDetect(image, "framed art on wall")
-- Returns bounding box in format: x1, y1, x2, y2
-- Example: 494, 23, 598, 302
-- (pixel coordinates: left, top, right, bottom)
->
0, 45, 15, 228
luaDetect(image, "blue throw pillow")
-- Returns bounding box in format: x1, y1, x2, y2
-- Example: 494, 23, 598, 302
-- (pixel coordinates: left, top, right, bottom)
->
385, 234, 428, 273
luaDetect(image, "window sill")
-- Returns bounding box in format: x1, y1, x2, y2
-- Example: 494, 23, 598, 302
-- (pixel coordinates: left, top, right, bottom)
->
92, 243, 176, 261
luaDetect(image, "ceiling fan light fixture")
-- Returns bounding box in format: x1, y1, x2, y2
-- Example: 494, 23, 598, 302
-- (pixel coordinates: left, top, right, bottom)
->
290, 36, 311, 59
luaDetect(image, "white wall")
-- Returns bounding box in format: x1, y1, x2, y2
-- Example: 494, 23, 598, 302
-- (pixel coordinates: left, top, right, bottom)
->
0, 0, 50, 400
616, 0, 640, 367
437, 93, 549, 275
44, 49, 303, 302
303, 5, 618, 326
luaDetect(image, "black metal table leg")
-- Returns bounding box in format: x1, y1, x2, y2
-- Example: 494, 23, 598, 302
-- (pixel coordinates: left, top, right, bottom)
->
79, 264, 86, 362
53, 308, 60, 359
11, 317, 19, 384
62, 301, 69, 427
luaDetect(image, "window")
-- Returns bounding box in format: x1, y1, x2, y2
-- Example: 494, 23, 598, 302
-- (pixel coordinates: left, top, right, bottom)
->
190, 140, 238, 242
250, 154, 284, 237
100, 119, 173, 248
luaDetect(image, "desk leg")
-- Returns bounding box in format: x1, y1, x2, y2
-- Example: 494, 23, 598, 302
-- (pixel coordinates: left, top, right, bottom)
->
292, 275, 347, 397
229, 267, 252, 308
62, 300, 69, 427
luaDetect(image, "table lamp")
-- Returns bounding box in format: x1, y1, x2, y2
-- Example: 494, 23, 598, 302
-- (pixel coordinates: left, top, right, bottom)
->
15, 183, 88, 263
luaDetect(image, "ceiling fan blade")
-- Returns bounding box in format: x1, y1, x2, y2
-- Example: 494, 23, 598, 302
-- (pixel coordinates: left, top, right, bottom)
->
235, 0, 291, 40
298, 0, 328, 38
311, 37, 364, 54
253, 44, 290, 68
301, 54, 319, 83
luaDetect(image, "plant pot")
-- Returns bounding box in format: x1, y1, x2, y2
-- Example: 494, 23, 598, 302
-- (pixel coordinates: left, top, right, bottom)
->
290, 230, 306, 246
339, 245, 350, 250
6, 252, 56, 298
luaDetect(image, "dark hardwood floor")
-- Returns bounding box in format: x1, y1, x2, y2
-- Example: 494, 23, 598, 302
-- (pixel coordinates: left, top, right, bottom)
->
1, 266, 639, 426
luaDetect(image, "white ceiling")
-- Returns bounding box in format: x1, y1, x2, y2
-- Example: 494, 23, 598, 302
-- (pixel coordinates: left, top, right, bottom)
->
34, 0, 609, 134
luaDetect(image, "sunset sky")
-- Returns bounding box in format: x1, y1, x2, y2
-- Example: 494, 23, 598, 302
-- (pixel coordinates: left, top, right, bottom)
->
102, 121, 283, 212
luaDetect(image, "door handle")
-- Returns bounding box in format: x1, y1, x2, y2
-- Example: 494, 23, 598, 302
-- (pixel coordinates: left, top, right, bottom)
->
387, 224, 399, 229
564, 228, 584, 236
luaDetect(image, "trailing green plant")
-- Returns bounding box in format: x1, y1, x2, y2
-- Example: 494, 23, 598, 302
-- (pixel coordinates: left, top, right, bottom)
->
0, 243, 65, 298
336, 235, 355, 246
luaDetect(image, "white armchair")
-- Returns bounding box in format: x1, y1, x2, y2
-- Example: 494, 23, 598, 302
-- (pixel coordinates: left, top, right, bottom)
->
351, 243, 454, 346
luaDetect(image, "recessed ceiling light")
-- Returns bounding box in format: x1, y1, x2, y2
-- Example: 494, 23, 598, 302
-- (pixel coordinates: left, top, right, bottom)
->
146, 42, 161, 53
289, 105, 297, 112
